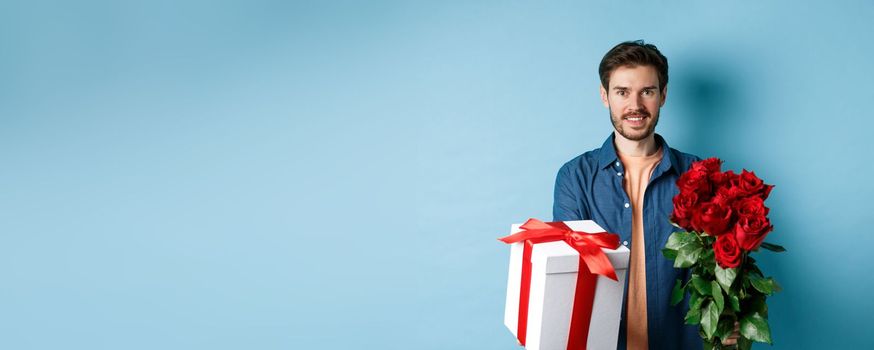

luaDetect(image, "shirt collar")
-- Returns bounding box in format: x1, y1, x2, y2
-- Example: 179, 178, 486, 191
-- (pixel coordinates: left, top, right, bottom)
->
597, 132, 683, 175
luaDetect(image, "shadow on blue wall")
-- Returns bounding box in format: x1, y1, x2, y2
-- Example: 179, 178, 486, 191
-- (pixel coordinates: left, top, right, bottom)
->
672, 53, 807, 347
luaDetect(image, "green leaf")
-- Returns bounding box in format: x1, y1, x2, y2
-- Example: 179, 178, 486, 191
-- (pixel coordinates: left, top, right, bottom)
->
662, 247, 678, 260
674, 245, 702, 268
700, 248, 717, 272
666, 231, 703, 267
671, 279, 685, 306
749, 274, 774, 295
690, 275, 711, 295
769, 277, 783, 293
759, 241, 787, 252
711, 281, 725, 315
740, 312, 772, 344
729, 294, 741, 312
701, 300, 719, 339
715, 265, 737, 292
685, 295, 704, 325
685, 306, 701, 325
689, 291, 702, 310
665, 231, 694, 250
716, 316, 737, 340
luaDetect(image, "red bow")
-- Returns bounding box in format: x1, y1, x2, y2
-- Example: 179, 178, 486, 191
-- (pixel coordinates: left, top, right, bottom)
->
499, 218, 620, 280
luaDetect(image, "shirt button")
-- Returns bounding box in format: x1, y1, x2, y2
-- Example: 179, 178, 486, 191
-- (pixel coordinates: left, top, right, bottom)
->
623, 241, 629, 246
617, 172, 622, 176
615, 161, 620, 167
624, 203, 630, 208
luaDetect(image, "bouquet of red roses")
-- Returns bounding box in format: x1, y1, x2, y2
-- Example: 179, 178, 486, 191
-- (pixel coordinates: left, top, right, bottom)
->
662, 158, 785, 350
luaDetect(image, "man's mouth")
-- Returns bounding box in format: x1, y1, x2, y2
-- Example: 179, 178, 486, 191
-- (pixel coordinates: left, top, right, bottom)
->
623, 114, 649, 126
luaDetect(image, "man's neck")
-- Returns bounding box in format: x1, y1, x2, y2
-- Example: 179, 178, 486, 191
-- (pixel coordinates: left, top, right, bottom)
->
613, 131, 659, 157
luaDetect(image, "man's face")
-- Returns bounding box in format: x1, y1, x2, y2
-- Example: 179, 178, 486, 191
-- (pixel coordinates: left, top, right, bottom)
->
599, 65, 666, 141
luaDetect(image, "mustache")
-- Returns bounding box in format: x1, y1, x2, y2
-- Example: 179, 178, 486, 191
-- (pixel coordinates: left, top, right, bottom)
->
623, 110, 651, 118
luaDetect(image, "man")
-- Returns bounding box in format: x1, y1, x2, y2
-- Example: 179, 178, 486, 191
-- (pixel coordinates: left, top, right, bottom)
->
553, 41, 726, 349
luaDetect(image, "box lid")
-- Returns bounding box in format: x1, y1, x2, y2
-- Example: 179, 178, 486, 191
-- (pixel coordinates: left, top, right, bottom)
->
511, 220, 630, 274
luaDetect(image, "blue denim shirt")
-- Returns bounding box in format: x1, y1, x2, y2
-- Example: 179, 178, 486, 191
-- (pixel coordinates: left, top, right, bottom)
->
553, 133, 703, 350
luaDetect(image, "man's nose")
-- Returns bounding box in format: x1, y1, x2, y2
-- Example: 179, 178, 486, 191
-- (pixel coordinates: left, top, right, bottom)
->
629, 94, 643, 110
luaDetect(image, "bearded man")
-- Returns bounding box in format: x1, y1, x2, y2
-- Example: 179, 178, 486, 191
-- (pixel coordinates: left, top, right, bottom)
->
553, 40, 738, 349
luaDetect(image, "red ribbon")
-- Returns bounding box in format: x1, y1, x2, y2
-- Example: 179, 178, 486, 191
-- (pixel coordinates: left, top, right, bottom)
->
499, 218, 621, 349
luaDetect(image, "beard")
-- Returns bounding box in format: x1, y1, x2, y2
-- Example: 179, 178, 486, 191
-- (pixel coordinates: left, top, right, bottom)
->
609, 106, 660, 141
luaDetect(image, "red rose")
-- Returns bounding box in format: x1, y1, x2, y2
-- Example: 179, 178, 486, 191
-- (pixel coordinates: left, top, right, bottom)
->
709, 169, 734, 187
710, 192, 735, 209
677, 158, 724, 201
761, 184, 774, 200
734, 214, 774, 251
692, 157, 722, 175
733, 196, 770, 219
714, 233, 742, 268
714, 171, 744, 202
671, 190, 699, 230
736, 169, 774, 200
677, 169, 712, 199
691, 200, 733, 236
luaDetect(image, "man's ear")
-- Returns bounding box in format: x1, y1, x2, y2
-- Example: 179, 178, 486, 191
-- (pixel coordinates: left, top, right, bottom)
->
599, 84, 609, 108
660, 84, 668, 107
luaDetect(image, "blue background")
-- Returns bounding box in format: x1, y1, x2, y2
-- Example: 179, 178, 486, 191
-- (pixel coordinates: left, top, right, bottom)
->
2, 1, 872, 349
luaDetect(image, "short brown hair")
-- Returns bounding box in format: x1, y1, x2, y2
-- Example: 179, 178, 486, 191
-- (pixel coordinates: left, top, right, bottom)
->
598, 40, 668, 92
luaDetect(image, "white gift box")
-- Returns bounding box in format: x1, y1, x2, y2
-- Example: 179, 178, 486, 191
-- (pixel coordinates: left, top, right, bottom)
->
503, 220, 630, 350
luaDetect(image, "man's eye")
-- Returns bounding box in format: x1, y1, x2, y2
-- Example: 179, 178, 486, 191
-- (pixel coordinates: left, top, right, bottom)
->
617, 91, 626, 96
643, 90, 653, 96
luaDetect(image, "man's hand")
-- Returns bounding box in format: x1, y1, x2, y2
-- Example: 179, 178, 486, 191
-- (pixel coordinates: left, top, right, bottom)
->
721, 321, 740, 346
